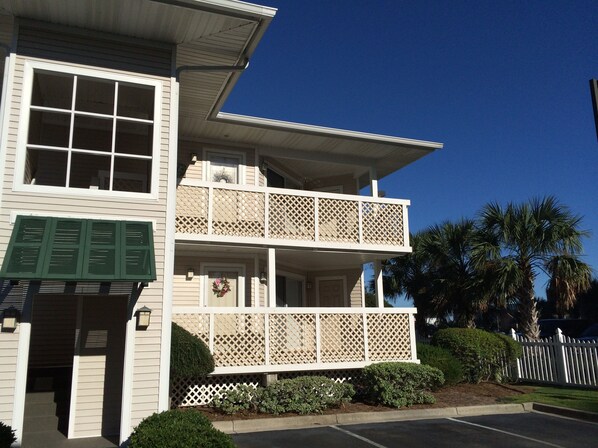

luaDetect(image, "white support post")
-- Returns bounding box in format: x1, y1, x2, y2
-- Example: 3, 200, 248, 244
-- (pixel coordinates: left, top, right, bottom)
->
315, 312, 321, 364
264, 313, 270, 366
207, 185, 214, 235
253, 254, 260, 307
510, 329, 522, 380
369, 166, 378, 198
267, 248, 276, 307
374, 259, 384, 308
209, 312, 215, 352
264, 191, 270, 238
314, 196, 319, 242
363, 311, 369, 362
358, 200, 363, 244
409, 313, 418, 362
403, 204, 410, 248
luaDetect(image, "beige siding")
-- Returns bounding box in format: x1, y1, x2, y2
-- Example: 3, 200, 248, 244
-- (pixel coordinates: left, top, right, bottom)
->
173, 255, 255, 308
0, 23, 173, 437
71, 296, 127, 438
305, 173, 358, 195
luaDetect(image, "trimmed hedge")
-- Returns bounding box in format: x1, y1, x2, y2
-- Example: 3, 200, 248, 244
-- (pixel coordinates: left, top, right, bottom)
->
129, 409, 234, 448
431, 328, 522, 383
358, 362, 444, 408
417, 343, 464, 386
170, 323, 214, 378
212, 376, 355, 415
0, 422, 16, 448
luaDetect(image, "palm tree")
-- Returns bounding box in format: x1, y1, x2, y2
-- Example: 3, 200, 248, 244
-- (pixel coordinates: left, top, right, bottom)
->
382, 220, 488, 330
546, 255, 592, 317
475, 196, 590, 339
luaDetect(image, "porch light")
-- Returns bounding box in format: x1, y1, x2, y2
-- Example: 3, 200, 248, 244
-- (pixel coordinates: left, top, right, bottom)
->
186, 268, 194, 280
136, 306, 152, 329
2, 307, 19, 331
259, 271, 267, 284
190, 153, 198, 164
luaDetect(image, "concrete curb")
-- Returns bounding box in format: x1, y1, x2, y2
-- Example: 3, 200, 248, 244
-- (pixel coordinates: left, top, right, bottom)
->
531, 403, 598, 423
213, 403, 532, 434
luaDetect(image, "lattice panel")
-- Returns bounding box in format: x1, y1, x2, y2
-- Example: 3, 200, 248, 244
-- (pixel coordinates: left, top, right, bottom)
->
318, 198, 359, 243
213, 314, 266, 367
171, 374, 262, 407
172, 313, 210, 345
212, 188, 265, 237
269, 314, 317, 365
268, 194, 315, 240
175, 185, 209, 234
362, 202, 404, 245
320, 313, 365, 363
367, 313, 411, 361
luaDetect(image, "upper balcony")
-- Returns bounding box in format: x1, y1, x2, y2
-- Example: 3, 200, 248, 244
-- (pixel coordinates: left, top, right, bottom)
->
175, 179, 410, 253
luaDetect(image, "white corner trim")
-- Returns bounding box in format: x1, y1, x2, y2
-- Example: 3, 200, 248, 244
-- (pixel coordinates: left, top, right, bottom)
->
11, 321, 31, 445
0, 51, 16, 214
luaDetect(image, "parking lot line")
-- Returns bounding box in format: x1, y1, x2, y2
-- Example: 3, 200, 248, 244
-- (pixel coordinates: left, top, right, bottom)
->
447, 418, 566, 448
330, 425, 388, 448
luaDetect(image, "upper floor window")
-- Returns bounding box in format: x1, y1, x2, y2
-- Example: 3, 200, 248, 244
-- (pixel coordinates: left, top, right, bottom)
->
19, 62, 161, 196
205, 150, 244, 184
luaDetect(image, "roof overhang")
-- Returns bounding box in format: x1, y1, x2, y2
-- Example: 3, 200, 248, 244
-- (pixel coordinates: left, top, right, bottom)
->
193, 112, 443, 183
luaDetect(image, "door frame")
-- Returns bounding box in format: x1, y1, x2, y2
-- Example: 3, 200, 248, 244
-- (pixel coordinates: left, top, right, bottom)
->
200, 262, 246, 307
315, 275, 348, 307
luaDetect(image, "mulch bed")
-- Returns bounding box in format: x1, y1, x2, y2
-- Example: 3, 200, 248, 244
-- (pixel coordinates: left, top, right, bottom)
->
196, 382, 533, 422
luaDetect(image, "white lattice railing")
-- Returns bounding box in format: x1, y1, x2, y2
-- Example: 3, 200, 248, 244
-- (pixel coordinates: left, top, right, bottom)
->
172, 307, 418, 374
175, 180, 410, 251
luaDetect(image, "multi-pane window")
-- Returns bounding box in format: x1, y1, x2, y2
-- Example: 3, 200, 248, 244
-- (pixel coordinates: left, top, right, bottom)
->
207, 152, 241, 184
23, 69, 157, 194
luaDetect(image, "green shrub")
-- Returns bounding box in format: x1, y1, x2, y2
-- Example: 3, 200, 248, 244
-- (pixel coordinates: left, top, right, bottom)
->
257, 376, 354, 415
359, 362, 444, 408
431, 328, 522, 383
170, 323, 214, 378
129, 409, 234, 448
211, 376, 354, 415
0, 421, 16, 448
417, 343, 464, 386
211, 385, 257, 415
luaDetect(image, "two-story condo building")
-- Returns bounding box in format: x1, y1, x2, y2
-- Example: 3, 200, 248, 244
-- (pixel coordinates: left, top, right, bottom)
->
0, 0, 442, 446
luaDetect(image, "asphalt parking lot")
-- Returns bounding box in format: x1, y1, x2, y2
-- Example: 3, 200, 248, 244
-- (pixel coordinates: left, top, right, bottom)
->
232, 412, 598, 448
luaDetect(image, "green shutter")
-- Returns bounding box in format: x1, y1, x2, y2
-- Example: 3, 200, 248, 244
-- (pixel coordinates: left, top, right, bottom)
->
0, 217, 156, 281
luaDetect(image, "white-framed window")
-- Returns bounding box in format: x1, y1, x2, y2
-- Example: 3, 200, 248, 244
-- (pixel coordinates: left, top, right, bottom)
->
16, 60, 162, 197
204, 149, 245, 184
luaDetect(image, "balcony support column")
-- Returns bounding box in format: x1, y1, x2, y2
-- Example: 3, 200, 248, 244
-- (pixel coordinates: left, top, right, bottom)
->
369, 166, 379, 198
267, 248, 276, 307
374, 259, 384, 308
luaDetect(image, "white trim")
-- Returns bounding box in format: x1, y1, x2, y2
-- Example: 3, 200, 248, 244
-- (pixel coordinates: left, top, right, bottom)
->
68, 296, 83, 439
119, 304, 136, 443
374, 260, 384, 308
11, 322, 31, 445
216, 112, 443, 149
173, 306, 418, 314
360, 268, 366, 307
315, 276, 348, 307
158, 75, 179, 415
253, 254, 260, 307
14, 59, 163, 200
202, 147, 246, 185
0, 50, 16, 215
179, 178, 411, 205
267, 248, 276, 307
200, 263, 246, 307
211, 360, 419, 375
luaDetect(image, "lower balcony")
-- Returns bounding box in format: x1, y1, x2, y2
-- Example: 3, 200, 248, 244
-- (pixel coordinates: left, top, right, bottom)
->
172, 307, 418, 374
175, 180, 410, 252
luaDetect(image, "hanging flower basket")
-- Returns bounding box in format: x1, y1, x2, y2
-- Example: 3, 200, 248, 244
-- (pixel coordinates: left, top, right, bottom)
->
212, 277, 231, 298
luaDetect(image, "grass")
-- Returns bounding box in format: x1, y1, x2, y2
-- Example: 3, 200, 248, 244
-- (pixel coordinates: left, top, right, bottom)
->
500, 385, 598, 413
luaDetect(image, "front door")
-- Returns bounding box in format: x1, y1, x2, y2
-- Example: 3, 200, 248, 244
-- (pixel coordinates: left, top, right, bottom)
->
317, 277, 346, 307
204, 268, 244, 307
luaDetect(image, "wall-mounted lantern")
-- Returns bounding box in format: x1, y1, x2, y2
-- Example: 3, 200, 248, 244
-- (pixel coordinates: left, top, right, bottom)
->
259, 271, 267, 285
186, 268, 194, 280
136, 306, 152, 330
190, 153, 198, 164
2, 307, 19, 331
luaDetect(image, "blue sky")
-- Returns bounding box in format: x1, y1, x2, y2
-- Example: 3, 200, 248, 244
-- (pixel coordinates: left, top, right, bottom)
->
224, 0, 598, 300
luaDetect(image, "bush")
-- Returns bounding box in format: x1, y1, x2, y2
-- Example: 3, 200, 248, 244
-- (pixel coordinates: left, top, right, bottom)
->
417, 343, 464, 386
431, 328, 522, 383
0, 421, 16, 448
170, 323, 214, 378
358, 362, 444, 408
211, 376, 355, 415
129, 409, 234, 448
211, 385, 258, 415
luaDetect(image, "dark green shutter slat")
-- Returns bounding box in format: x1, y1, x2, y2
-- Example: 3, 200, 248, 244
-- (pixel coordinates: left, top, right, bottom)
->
1, 217, 155, 281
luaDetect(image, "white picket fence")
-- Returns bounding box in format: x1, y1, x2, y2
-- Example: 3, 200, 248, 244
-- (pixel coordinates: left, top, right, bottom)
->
507, 329, 598, 388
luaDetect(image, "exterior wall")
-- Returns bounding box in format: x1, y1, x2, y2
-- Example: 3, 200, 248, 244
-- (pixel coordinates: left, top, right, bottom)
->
305, 173, 358, 195
173, 254, 255, 308
0, 22, 173, 438
306, 268, 362, 307
178, 140, 258, 186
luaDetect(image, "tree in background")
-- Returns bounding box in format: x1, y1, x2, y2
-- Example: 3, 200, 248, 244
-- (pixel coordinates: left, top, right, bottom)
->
546, 255, 592, 317
475, 196, 590, 339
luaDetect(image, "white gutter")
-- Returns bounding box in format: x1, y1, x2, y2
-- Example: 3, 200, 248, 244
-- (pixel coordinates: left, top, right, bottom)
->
153, 0, 277, 19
